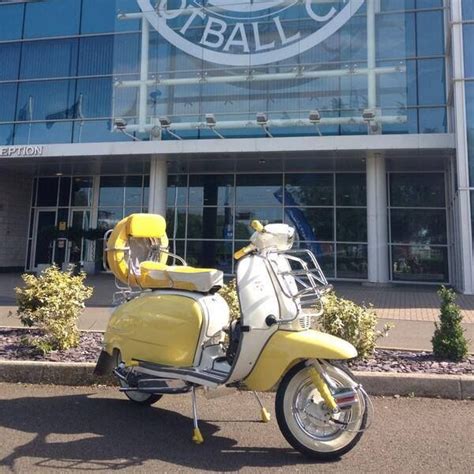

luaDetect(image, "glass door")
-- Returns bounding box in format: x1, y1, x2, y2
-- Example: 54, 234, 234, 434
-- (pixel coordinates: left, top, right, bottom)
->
32, 209, 57, 270
68, 209, 91, 265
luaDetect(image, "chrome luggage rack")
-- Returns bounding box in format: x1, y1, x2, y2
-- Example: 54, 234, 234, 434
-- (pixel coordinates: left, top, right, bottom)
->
102, 229, 187, 305
267, 248, 333, 320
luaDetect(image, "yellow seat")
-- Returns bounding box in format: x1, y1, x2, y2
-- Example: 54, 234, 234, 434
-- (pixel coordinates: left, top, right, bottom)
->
106, 213, 223, 293
139, 261, 224, 292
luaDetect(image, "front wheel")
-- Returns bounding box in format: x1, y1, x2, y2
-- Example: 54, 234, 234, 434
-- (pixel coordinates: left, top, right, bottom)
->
276, 361, 368, 460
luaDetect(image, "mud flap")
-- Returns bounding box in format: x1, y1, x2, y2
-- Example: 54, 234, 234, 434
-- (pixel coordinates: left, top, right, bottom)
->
94, 350, 115, 376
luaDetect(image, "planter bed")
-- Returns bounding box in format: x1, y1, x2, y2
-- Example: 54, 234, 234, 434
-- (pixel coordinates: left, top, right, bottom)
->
0, 328, 472, 376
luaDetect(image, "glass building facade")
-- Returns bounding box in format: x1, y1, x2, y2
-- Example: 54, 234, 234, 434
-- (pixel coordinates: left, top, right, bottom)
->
0, 0, 472, 290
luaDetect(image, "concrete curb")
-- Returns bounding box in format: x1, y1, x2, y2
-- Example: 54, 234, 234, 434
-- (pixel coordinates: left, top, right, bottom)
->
0, 360, 472, 399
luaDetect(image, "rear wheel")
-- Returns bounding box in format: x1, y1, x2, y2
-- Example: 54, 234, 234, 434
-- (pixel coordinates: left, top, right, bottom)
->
114, 351, 163, 406
276, 361, 368, 460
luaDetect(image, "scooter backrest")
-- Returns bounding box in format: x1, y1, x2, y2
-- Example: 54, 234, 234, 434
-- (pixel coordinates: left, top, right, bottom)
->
106, 213, 169, 286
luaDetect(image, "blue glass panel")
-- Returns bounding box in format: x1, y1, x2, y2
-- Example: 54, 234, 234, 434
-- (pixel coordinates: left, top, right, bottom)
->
417, 59, 446, 106
16, 80, 76, 122
463, 1, 474, 20
416, 11, 444, 56
24, 0, 80, 39
0, 43, 20, 81
20, 39, 78, 79
418, 107, 446, 133
73, 120, 133, 143
0, 83, 17, 122
0, 125, 14, 146
382, 108, 418, 134
416, 0, 443, 8
14, 122, 73, 144
376, 13, 415, 59
82, 0, 141, 34
463, 25, 474, 78
465, 82, 474, 184
0, 4, 24, 40
78, 36, 114, 76
114, 33, 141, 74
380, 0, 415, 11
75, 78, 113, 118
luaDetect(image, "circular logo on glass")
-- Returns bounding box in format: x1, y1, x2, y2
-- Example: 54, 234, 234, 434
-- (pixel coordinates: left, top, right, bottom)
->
137, 0, 365, 66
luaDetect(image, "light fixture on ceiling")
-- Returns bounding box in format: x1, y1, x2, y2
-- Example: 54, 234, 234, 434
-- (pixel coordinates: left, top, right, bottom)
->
113, 117, 141, 141
159, 116, 182, 140
205, 113, 225, 139
256, 112, 272, 138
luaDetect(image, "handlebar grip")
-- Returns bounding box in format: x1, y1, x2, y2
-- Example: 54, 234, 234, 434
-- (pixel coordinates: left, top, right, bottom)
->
234, 244, 255, 260
251, 220, 265, 233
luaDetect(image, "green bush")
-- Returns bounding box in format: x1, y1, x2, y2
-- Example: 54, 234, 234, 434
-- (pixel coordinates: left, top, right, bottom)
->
15, 265, 93, 351
432, 286, 468, 361
219, 278, 240, 321
318, 292, 391, 359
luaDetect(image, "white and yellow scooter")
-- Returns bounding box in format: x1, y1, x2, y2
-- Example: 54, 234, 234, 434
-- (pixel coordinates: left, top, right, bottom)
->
95, 213, 371, 460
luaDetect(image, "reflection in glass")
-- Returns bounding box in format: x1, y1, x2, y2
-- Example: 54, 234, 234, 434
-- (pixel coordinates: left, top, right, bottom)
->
337, 244, 368, 279
166, 208, 186, 239
187, 207, 233, 240
167, 175, 188, 207
186, 240, 233, 274
285, 174, 333, 206
98, 208, 123, 230
125, 176, 143, 206
235, 208, 282, 239
336, 208, 367, 242
392, 245, 447, 282
189, 175, 234, 207
20, 39, 78, 79
0, 4, 24, 40
236, 175, 283, 206
99, 176, 125, 207
390, 209, 447, 245
24, 0, 80, 39
71, 177, 93, 207
336, 174, 366, 206
0, 44, 21, 81
284, 207, 333, 242
390, 173, 445, 207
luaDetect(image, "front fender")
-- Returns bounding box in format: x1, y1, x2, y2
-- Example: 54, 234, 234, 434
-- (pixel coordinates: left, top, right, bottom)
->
243, 329, 357, 392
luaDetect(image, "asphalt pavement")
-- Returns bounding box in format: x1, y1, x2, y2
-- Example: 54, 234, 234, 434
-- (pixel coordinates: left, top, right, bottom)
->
0, 383, 472, 473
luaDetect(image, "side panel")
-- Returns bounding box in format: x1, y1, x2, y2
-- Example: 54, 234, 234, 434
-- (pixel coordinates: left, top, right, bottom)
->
103, 293, 202, 367
227, 255, 279, 383
243, 330, 358, 392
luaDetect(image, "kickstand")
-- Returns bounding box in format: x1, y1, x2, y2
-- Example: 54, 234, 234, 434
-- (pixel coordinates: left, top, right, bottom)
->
191, 386, 204, 444
252, 391, 271, 423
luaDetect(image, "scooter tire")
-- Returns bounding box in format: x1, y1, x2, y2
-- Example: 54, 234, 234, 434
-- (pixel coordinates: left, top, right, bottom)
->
114, 351, 163, 406
123, 391, 163, 406
275, 360, 367, 461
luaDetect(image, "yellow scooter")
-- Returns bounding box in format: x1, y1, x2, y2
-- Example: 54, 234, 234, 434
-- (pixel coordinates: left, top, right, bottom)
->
95, 213, 371, 459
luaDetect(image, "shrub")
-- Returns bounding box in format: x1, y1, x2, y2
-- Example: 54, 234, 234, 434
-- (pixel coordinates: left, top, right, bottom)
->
318, 292, 391, 359
219, 278, 240, 321
15, 265, 93, 351
432, 286, 468, 361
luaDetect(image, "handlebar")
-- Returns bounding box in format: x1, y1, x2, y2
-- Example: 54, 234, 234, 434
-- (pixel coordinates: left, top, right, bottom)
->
234, 244, 255, 261
251, 220, 265, 233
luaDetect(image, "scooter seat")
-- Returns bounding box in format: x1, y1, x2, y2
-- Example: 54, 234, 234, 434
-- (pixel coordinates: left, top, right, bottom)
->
139, 261, 224, 293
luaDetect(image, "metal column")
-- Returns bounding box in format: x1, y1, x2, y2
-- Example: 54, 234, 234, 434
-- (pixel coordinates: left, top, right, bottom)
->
148, 157, 167, 217
367, 153, 389, 283
450, 0, 473, 293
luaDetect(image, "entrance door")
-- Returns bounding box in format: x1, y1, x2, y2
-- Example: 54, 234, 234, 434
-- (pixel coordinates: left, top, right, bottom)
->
68, 209, 91, 265
32, 210, 57, 270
